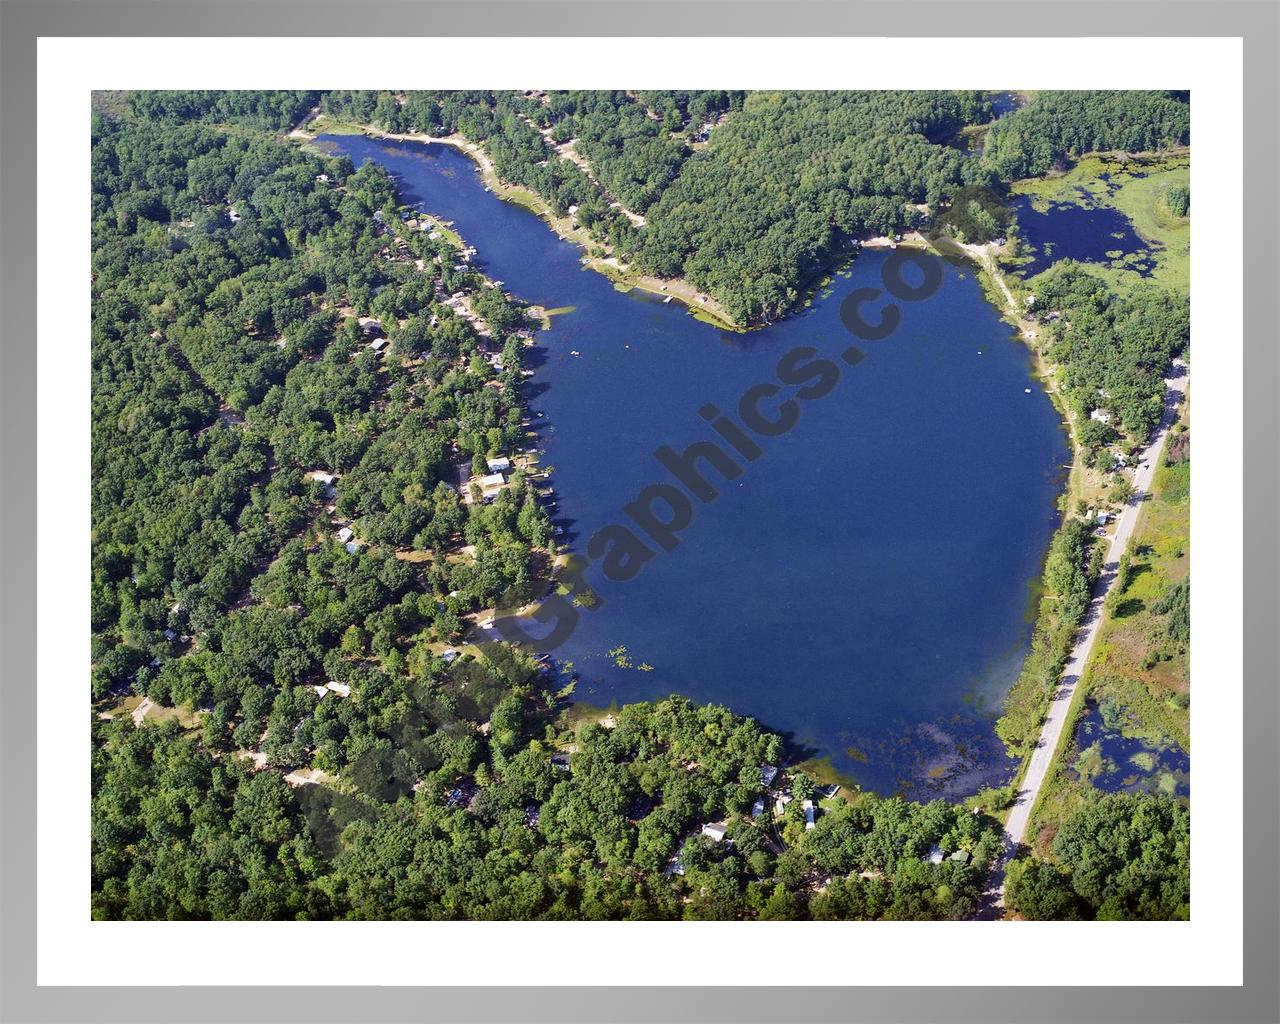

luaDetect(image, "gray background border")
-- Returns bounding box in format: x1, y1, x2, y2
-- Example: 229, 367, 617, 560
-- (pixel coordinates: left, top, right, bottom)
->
1, 2, 1276, 1022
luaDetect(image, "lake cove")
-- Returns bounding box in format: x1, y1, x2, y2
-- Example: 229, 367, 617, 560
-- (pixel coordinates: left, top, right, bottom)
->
1010, 192, 1157, 278
319, 134, 1070, 798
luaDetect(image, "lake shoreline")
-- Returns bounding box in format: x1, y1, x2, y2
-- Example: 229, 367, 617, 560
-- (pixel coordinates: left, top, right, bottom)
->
293, 117, 744, 332
310, 126, 1100, 805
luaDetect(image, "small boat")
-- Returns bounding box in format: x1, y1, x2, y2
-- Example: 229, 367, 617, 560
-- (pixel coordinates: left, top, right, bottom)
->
570, 350, 581, 357
663, 295, 673, 303
1024, 388, 1032, 394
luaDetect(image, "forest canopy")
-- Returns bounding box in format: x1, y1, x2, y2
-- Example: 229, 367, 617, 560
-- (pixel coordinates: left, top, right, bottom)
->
983, 90, 1190, 180
314, 89, 1190, 325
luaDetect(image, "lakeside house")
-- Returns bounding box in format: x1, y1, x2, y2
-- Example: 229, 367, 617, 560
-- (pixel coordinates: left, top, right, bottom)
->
774, 794, 792, 816
486, 456, 512, 474
759, 764, 779, 787
477, 471, 507, 502
1090, 408, 1113, 424
325, 680, 351, 698
802, 799, 816, 830
752, 798, 766, 818
701, 822, 728, 843
926, 846, 945, 865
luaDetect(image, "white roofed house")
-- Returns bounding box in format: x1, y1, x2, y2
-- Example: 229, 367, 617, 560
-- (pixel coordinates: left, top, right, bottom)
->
335, 526, 354, 543
477, 471, 507, 503
701, 822, 728, 843
306, 470, 338, 498
368, 337, 389, 353
485, 456, 512, 474
802, 799, 816, 830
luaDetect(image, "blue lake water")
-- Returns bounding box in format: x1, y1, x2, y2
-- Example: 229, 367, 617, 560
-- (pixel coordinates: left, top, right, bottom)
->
1071, 700, 1190, 798
1011, 192, 1157, 278
320, 135, 1071, 797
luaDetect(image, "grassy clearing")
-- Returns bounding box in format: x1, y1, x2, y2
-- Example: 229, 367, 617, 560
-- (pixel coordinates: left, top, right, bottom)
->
294, 113, 366, 137
99, 694, 204, 731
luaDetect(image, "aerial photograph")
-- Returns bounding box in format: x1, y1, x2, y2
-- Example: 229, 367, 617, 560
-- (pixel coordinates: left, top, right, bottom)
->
90, 88, 1190, 922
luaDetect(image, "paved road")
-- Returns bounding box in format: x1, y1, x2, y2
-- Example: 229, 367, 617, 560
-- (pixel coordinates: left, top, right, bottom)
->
980, 361, 1189, 915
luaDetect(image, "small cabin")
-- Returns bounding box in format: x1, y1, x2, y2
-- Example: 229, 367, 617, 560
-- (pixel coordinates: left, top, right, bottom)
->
701, 822, 728, 843
336, 526, 354, 543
